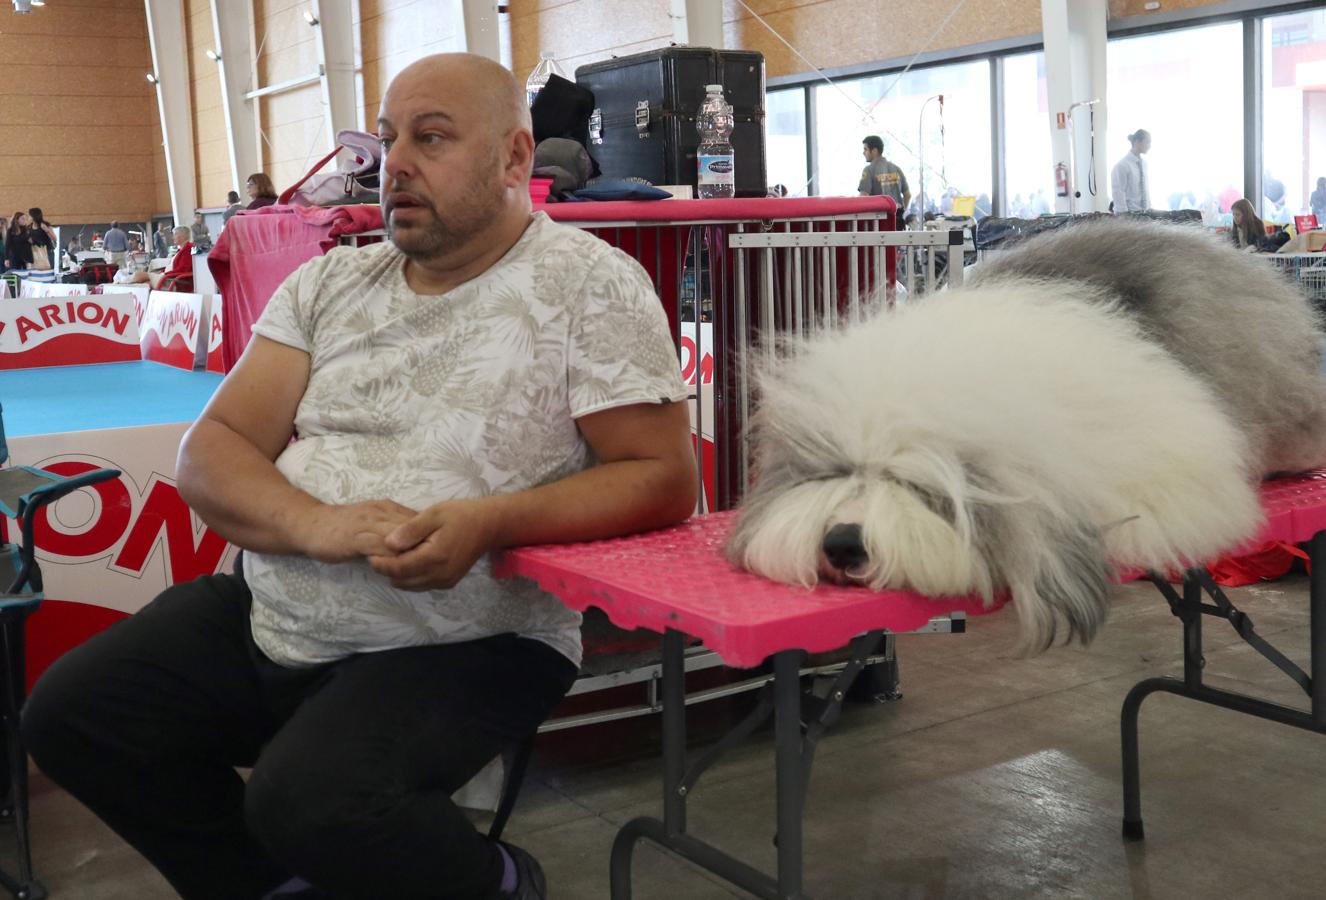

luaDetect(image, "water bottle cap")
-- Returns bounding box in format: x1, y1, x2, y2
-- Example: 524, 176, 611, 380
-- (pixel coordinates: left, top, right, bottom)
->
705, 84, 723, 93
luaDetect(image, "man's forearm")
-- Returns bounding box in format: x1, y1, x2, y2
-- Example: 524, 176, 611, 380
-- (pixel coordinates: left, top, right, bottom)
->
487, 456, 697, 549
177, 418, 320, 555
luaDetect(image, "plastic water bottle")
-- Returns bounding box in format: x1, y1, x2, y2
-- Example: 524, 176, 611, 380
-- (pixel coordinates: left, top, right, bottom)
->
525, 51, 565, 108
696, 84, 735, 199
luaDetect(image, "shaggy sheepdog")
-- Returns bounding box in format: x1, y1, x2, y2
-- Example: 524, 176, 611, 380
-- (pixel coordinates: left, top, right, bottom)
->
727, 218, 1326, 650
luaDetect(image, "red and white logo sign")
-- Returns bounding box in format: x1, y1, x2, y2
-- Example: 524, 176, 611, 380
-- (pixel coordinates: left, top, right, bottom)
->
5, 422, 237, 686
0, 293, 141, 369
205, 296, 225, 373
23, 282, 89, 299
140, 291, 207, 371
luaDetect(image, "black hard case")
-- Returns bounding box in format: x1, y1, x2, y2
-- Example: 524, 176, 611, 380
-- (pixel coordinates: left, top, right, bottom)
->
575, 48, 767, 197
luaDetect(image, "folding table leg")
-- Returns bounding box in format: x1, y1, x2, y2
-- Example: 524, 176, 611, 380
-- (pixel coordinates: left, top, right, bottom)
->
610, 633, 811, 900
773, 649, 807, 897
610, 629, 689, 899
1311, 531, 1326, 726
0, 609, 45, 900
1121, 575, 1202, 842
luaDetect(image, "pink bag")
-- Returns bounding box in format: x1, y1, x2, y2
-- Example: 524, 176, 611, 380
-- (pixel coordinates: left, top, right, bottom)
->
278, 130, 381, 207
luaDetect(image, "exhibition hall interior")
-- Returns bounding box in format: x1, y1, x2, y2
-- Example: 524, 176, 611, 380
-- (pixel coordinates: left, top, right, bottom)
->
1, 1, 1326, 899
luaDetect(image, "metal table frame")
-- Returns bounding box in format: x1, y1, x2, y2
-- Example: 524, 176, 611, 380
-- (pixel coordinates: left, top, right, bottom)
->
608, 628, 890, 900
1121, 530, 1326, 840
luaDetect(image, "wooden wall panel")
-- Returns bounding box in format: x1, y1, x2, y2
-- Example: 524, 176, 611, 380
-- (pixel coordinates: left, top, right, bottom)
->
358, 0, 465, 129
510, 0, 1250, 86
260, 86, 328, 193
0, 0, 167, 225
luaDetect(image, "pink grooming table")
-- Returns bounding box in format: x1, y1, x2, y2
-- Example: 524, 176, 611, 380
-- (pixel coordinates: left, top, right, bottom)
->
495, 510, 1003, 900
1123, 470, 1326, 845
495, 510, 1001, 670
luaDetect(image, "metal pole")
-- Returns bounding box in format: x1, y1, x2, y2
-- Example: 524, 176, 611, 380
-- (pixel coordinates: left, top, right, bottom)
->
661, 629, 688, 835
773, 650, 805, 897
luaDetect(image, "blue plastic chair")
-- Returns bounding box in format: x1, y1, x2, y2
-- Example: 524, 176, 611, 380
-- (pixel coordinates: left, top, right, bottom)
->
0, 402, 119, 900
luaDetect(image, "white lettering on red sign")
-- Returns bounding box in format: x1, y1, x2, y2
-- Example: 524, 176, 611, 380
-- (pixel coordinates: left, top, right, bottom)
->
15, 301, 131, 344
0, 460, 228, 585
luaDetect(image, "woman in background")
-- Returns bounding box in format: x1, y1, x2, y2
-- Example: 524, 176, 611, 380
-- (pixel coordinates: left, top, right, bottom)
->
1230, 198, 1272, 252
5, 211, 33, 270
245, 173, 278, 210
27, 207, 56, 269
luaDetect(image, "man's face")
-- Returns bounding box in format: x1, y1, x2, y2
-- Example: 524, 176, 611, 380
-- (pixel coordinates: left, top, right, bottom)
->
377, 72, 514, 262
1138, 136, 1151, 154
862, 145, 878, 162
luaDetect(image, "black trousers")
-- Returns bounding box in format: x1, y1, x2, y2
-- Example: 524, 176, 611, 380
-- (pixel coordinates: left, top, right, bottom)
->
20, 573, 578, 900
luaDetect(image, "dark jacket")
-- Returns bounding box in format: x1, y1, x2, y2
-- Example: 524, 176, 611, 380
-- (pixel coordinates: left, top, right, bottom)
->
5, 229, 32, 269
1230, 225, 1274, 253
246, 197, 277, 211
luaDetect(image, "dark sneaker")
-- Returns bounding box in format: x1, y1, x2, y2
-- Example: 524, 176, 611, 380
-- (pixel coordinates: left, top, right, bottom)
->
499, 842, 547, 900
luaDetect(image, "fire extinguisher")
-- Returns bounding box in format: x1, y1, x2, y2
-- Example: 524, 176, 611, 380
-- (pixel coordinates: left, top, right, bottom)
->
1055, 163, 1069, 198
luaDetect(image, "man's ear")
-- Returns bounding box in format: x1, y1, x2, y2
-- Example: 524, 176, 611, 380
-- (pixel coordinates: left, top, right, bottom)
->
507, 130, 535, 188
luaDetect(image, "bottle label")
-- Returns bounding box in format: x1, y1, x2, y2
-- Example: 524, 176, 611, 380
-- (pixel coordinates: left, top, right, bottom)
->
698, 154, 735, 186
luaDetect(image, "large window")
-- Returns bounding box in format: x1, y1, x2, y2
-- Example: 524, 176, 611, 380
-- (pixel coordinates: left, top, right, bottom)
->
812, 60, 992, 213
766, 87, 809, 196
1107, 22, 1243, 220
1262, 9, 1326, 224
1002, 52, 1055, 218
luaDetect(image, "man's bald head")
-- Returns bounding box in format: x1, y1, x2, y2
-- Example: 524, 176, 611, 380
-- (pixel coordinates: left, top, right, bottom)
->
386, 53, 530, 136
377, 53, 537, 268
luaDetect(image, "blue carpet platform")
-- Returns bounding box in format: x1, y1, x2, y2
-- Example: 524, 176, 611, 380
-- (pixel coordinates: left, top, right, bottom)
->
0, 361, 223, 438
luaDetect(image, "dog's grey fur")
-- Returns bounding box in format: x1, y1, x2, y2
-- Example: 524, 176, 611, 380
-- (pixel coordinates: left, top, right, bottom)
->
972, 220, 1326, 472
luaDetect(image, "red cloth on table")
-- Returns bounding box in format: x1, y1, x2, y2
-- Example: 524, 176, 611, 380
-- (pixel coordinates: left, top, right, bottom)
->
208, 205, 384, 371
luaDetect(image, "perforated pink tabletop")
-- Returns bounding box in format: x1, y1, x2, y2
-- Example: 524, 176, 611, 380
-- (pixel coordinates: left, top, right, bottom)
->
494, 473, 1326, 668
1257, 469, 1326, 544
493, 510, 1002, 669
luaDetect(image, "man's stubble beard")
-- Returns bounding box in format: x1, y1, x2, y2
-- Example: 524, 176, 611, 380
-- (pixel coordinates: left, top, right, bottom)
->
387, 153, 507, 264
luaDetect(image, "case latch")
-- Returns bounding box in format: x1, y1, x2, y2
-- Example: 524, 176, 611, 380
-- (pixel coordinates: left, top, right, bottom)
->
589, 108, 603, 145
634, 101, 651, 138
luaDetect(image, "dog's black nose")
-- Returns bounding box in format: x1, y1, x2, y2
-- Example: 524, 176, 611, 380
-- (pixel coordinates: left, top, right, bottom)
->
822, 523, 867, 572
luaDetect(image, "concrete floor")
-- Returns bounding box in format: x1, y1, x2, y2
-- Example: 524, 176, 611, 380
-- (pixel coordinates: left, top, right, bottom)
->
8, 575, 1326, 899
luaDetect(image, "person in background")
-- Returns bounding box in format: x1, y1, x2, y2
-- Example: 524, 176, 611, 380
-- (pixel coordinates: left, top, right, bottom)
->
1111, 129, 1150, 213
153, 222, 171, 259
191, 211, 213, 252
102, 220, 130, 267
3, 212, 30, 271
223, 191, 244, 225
25, 208, 55, 270
1310, 177, 1326, 227
28, 208, 56, 248
245, 173, 279, 210
1229, 198, 1273, 252
0, 215, 7, 265
129, 225, 192, 289
858, 135, 911, 213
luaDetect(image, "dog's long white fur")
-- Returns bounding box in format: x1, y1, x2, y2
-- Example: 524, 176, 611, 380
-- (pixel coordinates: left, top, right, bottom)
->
728, 220, 1326, 651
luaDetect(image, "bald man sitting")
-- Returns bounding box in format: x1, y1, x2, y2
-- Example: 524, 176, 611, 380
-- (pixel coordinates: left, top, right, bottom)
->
23, 54, 696, 900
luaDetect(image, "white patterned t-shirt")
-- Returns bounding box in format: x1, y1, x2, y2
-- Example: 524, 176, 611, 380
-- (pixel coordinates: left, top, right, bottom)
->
245, 212, 688, 668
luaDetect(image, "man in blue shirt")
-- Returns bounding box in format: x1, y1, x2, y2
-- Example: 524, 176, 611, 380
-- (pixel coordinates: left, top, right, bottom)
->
102, 220, 130, 267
